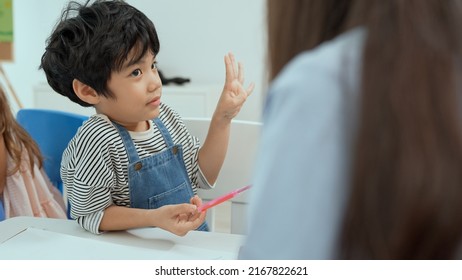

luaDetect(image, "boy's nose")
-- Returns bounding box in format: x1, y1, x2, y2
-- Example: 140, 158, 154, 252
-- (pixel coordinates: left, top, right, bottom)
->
148, 72, 162, 92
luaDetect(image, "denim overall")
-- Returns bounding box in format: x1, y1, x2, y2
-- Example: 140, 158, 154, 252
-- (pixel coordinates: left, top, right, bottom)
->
114, 118, 208, 231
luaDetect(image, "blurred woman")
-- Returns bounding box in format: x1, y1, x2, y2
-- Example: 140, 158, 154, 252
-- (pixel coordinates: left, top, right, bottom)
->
240, 0, 462, 259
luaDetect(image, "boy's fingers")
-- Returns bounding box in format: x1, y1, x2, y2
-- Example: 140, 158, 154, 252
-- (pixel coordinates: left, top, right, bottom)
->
229, 52, 237, 76
246, 82, 255, 96
172, 203, 197, 216
238, 62, 244, 84
224, 54, 233, 83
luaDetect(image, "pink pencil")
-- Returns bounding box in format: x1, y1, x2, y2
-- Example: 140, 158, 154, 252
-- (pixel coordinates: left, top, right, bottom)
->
197, 185, 251, 212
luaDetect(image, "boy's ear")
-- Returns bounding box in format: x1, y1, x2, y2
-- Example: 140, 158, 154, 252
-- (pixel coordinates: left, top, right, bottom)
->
72, 79, 100, 105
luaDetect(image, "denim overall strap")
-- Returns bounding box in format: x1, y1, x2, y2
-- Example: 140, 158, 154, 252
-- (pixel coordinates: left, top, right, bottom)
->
153, 118, 174, 147
113, 119, 208, 231
113, 122, 140, 163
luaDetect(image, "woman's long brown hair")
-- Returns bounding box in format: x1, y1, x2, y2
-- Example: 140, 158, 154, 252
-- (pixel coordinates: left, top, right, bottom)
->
0, 87, 43, 175
267, 0, 352, 80
267, 0, 462, 259
340, 0, 462, 259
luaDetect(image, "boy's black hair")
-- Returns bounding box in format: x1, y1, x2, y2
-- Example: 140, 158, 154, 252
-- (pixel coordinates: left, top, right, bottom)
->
40, 0, 160, 107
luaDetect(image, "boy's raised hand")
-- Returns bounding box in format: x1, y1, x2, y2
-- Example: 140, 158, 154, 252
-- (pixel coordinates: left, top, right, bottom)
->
216, 52, 255, 120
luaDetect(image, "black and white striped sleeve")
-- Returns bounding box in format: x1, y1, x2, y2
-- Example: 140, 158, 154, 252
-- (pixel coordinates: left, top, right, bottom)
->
61, 116, 127, 234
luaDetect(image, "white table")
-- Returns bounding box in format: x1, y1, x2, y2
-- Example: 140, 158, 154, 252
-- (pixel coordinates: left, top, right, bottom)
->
0, 216, 244, 260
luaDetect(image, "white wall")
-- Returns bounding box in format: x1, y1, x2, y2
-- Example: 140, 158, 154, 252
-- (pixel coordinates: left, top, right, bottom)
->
2, 0, 267, 121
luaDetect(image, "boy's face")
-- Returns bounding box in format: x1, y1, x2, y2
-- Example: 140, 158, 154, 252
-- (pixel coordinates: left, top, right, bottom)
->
95, 51, 162, 131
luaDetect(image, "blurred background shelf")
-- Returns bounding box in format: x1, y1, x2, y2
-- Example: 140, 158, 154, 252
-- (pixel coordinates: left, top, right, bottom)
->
33, 82, 223, 119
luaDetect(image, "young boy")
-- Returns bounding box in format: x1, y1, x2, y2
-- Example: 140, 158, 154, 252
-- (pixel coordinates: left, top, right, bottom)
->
40, 0, 254, 235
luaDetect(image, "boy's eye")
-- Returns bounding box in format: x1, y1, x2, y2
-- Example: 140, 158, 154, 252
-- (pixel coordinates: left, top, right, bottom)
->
152, 62, 158, 70
131, 69, 142, 77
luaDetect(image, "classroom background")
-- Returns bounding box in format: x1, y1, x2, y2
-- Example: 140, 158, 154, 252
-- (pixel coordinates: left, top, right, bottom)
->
1, 0, 266, 121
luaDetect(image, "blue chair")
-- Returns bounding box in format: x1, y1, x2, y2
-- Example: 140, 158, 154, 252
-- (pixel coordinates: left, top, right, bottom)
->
0, 198, 5, 222
16, 109, 89, 217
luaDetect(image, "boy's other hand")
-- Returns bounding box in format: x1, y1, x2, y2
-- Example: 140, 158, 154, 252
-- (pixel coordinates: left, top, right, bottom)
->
155, 203, 206, 236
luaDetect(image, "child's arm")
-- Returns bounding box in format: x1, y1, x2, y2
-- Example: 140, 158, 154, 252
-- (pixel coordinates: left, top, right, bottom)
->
198, 53, 255, 185
99, 200, 206, 236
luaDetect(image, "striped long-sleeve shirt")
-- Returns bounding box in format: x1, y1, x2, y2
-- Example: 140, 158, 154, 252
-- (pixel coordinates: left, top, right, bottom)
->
61, 103, 212, 234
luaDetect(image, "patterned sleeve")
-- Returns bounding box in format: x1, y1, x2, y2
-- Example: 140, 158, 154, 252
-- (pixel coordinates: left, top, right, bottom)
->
61, 116, 123, 234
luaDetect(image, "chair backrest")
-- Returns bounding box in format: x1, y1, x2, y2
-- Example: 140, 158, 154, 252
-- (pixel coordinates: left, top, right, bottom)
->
16, 109, 89, 194
183, 117, 262, 234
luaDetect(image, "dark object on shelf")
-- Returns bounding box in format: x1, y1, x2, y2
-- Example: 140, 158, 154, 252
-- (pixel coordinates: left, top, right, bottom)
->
158, 70, 191, 85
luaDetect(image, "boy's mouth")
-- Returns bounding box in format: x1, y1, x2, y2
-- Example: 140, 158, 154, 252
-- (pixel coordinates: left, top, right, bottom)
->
147, 96, 161, 106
